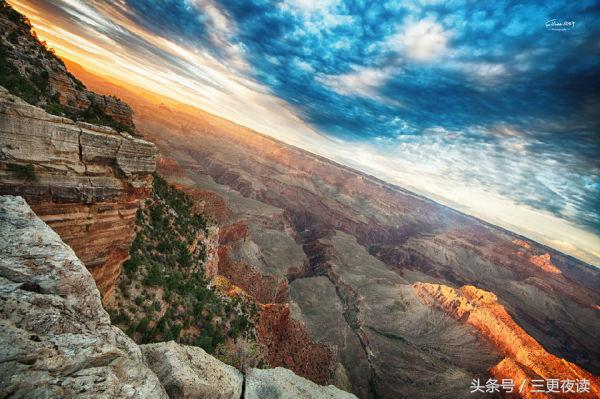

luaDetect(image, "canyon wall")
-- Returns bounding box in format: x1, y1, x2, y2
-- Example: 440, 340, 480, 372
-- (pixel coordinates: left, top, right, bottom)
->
413, 283, 600, 398
0, 87, 157, 301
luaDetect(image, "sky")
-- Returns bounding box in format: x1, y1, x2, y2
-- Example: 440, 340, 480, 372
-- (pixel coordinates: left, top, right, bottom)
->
9, 0, 600, 266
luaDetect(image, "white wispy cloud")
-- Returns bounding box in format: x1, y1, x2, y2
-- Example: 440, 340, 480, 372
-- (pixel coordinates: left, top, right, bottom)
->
317, 65, 396, 99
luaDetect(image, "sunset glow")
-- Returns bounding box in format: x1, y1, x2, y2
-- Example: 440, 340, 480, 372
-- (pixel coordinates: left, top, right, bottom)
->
10, 0, 600, 266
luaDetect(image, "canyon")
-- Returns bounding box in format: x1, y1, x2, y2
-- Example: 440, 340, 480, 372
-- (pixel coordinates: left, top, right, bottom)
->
67, 64, 600, 398
0, 3, 598, 397
0, 195, 355, 399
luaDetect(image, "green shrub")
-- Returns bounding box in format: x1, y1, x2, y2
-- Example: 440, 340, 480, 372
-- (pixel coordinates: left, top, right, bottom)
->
7, 29, 18, 43
7, 163, 37, 182
44, 101, 66, 116
108, 174, 255, 350
0, 48, 41, 105
144, 263, 162, 286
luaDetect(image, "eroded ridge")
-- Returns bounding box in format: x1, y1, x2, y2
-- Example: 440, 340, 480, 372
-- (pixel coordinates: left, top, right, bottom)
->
413, 283, 600, 398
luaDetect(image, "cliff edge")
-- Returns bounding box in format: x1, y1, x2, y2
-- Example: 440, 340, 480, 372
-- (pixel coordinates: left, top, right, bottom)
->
0, 87, 157, 301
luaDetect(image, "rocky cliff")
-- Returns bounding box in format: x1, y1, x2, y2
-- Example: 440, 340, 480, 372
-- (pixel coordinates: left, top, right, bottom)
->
0, 2, 135, 132
413, 283, 600, 398
0, 195, 357, 399
0, 87, 157, 301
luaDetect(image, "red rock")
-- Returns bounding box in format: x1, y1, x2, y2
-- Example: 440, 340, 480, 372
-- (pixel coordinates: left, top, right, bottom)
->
256, 303, 336, 385
413, 283, 600, 398
530, 253, 561, 274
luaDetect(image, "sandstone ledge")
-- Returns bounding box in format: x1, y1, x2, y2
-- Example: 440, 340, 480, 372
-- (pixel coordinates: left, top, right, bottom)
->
0, 87, 157, 300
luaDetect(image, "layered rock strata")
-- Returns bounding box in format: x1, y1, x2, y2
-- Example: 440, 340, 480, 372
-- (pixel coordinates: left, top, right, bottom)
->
0, 88, 157, 301
413, 283, 600, 398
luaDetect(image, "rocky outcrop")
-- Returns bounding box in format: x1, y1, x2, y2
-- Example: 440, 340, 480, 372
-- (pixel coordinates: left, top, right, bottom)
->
245, 367, 356, 399
141, 341, 243, 399
0, 6, 135, 131
413, 283, 600, 398
529, 253, 561, 274
0, 195, 358, 399
0, 195, 167, 398
0, 87, 157, 301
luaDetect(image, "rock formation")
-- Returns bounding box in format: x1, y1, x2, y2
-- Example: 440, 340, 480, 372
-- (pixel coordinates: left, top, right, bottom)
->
244, 367, 356, 399
0, 195, 167, 398
141, 341, 243, 399
0, 4, 135, 131
413, 282, 600, 398
0, 195, 358, 399
0, 87, 157, 301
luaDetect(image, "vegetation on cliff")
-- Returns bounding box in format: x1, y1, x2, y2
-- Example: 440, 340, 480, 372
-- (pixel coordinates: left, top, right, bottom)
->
0, 1, 133, 134
108, 175, 262, 359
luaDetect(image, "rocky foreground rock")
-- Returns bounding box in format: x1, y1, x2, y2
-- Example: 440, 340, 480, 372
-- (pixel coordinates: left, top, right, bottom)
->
0, 87, 157, 301
0, 195, 357, 399
141, 341, 243, 399
0, 195, 166, 398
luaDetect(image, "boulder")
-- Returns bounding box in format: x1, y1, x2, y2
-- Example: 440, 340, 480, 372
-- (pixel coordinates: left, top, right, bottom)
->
244, 367, 358, 399
141, 341, 243, 399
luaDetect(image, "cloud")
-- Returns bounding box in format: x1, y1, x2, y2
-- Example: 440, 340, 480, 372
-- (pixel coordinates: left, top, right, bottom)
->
317, 65, 395, 98
283, 0, 338, 14
388, 18, 450, 62
10, 0, 600, 266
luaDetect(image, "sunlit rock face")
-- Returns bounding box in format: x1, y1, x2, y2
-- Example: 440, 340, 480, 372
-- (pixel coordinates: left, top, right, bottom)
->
0, 88, 157, 301
74, 65, 600, 398
413, 283, 600, 399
